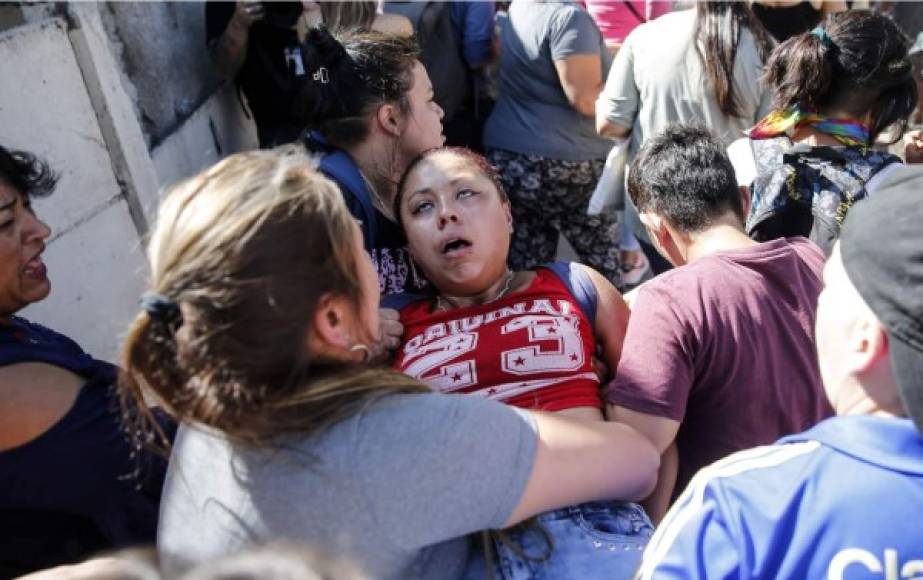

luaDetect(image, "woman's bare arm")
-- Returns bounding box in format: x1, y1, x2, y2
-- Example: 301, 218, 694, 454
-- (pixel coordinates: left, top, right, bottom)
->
504, 411, 659, 527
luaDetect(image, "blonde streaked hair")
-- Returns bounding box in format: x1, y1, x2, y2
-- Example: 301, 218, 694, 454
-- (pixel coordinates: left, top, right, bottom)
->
319, 1, 377, 33
119, 147, 426, 451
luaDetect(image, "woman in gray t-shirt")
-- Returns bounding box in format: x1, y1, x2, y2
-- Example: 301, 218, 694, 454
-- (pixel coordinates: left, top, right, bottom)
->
117, 149, 658, 579
484, 0, 621, 285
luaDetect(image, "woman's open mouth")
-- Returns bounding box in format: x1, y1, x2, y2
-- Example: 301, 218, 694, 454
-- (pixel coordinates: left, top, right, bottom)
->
23, 253, 47, 280
442, 238, 473, 258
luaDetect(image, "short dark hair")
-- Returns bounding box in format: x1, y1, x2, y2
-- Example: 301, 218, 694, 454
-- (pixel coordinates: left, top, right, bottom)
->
764, 10, 917, 143
627, 125, 742, 233
0, 145, 57, 199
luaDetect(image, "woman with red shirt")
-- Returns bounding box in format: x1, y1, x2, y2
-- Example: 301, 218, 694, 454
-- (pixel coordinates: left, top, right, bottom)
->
388, 147, 654, 579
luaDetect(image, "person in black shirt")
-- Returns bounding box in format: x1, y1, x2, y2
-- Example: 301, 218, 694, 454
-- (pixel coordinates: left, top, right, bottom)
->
0, 145, 173, 577
206, 1, 311, 147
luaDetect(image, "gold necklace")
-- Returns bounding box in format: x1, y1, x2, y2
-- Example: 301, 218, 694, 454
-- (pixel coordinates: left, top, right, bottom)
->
436, 270, 515, 312
359, 170, 395, 222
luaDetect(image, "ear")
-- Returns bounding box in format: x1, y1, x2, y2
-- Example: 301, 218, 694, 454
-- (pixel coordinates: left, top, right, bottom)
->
851, 323, 907, 414
641, 213, 669, 250
739, 185, 752, 219
376, 102, 404, 139
849, 319, 890, 375
648, 216, 688, 267
651, 220, 670, 249
503, 200, 513, 233
311, 292, 355, 351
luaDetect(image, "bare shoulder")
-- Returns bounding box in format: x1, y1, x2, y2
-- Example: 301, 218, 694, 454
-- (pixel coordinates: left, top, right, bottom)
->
0, 362, 85, 451
575, 264, 627, 316
372, 13, 414, 38
575, 263, 615, 292
575, 264, 629, 359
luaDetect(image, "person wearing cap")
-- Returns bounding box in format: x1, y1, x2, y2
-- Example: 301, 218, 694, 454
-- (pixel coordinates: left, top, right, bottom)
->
634, 166, 923, 579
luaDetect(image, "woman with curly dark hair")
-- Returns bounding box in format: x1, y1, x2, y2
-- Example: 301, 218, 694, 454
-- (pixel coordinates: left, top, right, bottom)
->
0, 145, 172, 577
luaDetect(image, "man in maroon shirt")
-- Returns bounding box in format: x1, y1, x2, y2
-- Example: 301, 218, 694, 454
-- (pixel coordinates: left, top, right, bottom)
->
606, 125, 833, 521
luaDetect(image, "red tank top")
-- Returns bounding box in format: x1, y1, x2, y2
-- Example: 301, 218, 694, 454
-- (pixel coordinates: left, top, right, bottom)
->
395, 269, 601, 412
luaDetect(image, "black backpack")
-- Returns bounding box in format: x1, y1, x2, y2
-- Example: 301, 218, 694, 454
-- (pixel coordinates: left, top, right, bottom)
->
746, 139, 901, 255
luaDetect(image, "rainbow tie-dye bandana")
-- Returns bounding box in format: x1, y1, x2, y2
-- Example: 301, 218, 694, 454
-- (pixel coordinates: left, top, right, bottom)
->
748, 105, 871, 148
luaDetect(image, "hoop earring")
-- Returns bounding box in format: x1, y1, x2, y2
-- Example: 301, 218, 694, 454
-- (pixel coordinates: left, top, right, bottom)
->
407, 251, 423, 287
349, 343, 371, 362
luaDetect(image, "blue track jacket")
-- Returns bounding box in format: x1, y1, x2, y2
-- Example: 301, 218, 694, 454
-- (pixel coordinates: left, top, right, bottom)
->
638, 415, 923, 579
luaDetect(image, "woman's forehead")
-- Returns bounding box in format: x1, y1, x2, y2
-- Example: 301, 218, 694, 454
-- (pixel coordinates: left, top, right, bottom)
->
0, 180, 20, 204
413, 151, 486, 181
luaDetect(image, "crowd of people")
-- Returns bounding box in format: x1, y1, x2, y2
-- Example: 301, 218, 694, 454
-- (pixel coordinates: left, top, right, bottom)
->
3, 1, 923, 579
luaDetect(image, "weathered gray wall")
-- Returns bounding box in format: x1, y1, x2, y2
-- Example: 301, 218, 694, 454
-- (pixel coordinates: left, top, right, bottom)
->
100, 2, 224, 147
95, 0, 259, 188
2, 1, 256, 361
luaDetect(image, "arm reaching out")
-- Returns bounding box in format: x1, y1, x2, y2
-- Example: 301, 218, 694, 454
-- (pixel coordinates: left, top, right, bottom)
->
505, 410, 659, 527
208, 2, 264, 78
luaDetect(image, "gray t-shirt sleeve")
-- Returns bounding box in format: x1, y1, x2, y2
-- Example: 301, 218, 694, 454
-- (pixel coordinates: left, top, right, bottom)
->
351, 394, 538, 550
597, 30, 638, 129
549, 6, 604, 60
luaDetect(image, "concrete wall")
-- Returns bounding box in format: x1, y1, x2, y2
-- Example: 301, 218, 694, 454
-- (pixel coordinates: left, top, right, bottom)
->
93, 1, 259, 188
96, 0, 259, 188
2, 2, 256, 362
100, 2, 224, 148
152, 82, 258, 189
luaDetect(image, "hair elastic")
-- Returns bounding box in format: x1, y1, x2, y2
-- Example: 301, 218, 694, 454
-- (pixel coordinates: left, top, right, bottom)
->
312, 67, 330, 84
811, 26, 834, 48
887, 58, 912, 79
140, 291, 183, 327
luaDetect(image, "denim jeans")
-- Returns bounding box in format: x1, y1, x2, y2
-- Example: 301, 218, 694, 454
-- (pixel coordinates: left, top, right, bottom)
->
466, 501, 654, 580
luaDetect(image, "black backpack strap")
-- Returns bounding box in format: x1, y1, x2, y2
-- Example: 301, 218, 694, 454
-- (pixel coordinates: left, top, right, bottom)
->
315, 145, 378, 250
